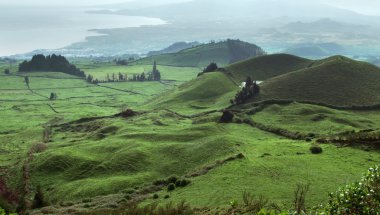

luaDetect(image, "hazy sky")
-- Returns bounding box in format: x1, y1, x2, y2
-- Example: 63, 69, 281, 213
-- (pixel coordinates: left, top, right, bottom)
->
0, 0, 189, 6
0, 0, 379, 15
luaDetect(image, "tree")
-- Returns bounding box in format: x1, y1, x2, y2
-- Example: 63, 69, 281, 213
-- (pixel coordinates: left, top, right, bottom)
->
87, 74, 93, 83
24, 76, 29, 87
151, 61, 161, 81
4, 69, 10, 75
118, 72, 124, 81
49, 92, 57, 100
203, 62, 218, 73
140, 72, 146, 81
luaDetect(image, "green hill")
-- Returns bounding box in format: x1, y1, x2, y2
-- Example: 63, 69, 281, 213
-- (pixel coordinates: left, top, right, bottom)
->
151, 54, 380, 113
256, 56, 380, 106
134, 39, 266, 68
224, 54, 312, 83
145, 72, 237, 114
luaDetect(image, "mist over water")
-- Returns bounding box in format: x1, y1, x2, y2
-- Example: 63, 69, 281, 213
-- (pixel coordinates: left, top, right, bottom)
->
0, 6, 165, 57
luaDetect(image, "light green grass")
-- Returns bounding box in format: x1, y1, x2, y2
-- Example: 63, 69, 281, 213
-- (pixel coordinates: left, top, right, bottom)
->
1, 58, 380, 213
80, 64, 200, 83
143, 123, 380, 209
253, 102, 380, 136
144, 72, 238, 114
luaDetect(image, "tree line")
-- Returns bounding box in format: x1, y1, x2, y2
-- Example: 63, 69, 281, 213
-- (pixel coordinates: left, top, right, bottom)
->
86, 61, 161, 84
18, 54, 85, 78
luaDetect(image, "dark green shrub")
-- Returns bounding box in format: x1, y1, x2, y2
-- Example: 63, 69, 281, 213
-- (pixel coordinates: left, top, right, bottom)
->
176, 179, 191, 187
153, 194, 159, 199
322, 166, 380, 214
124, 194, 131, 200
82, 198, 92, 203
153, 179, 166, 186
164, 195, 170, 199
305, 137, 312, 142
203, 62, 218, 73
219, 110, 234, 123
123, 189, 135, 194
167, 183, 176, 192
32, 185, 45, 209
166, 176, 178, 184
310, 145, 323, 154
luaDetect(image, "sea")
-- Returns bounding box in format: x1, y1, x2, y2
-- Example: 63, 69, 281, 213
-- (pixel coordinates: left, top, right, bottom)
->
0, 6, 165, 57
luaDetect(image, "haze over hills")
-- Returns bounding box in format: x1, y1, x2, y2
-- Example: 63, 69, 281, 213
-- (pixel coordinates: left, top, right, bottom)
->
67, 0, 380, 58
6, 0, 380, 58
146, 41, 201, 57
134, 40, 266, 68
283, 43, 346, 58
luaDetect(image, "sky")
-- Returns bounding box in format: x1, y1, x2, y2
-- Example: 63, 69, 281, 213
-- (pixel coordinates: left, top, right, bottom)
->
0, 0, 379, 15
0, 0, 188, 6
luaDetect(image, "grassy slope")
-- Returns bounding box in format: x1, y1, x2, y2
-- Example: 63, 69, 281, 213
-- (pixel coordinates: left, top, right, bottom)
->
256, 56, 380, 106
144, 72, 238, 114
253, 102, 380, 136
144, 122, 380, 209
2, 56, 380, 213
133, 40, 264, 68
31, 112, 237, 202
79, 64, 200, 83
224, 54, 312, 83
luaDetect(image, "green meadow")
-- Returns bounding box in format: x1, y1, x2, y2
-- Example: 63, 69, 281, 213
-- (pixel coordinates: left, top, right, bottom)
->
0, 53, 379, 214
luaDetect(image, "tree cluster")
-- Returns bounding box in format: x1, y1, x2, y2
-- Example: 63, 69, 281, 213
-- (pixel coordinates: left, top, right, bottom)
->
4, 69, 10, 75
203, 62, 218, 73
115, 59, 129, 66
49, 92, 58, 100
232, 76, 260, 105
18, 54, 85, 78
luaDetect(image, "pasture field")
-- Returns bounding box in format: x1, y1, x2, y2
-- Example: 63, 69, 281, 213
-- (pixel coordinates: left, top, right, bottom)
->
77, 61, 201, 83
0, 57, 379, 214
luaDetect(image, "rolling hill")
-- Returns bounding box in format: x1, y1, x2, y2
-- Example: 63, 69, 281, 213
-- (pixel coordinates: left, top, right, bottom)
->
146, 41, 201, 57
256, 56, 380, 106
133, 39, 266, 68
224, 54, 312, 83
151, 54, 380, 112
283, 42, 346, 58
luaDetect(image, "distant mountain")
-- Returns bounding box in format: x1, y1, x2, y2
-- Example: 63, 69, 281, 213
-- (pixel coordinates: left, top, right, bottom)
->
147, 41, 201, 57
105, 0, 380, 25
283, 42, 346, 58
282, 18, 372, 34
369, 57, 380, 67
134, 39, 266, 67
